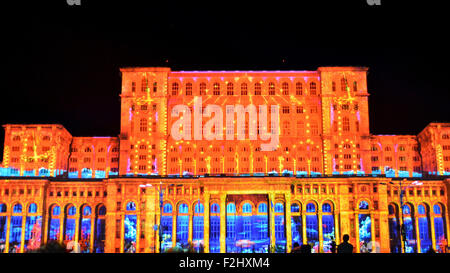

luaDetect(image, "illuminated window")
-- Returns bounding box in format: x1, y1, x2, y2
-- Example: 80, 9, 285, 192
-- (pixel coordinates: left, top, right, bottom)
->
340, 78, 347, 91
185, 83, 193, 96
240, 83, 248, 95
343, 117, 350, 131
141, 77, 147, 92
213, 83, 220, 95
199, 82, 207, 95
282, 82, 289, 95
254, 83, 262, 95
268, 82, 275, 95
226, 82, 234, 95
332, 81, 336, 92
171, 82, 179, 96
310, 82, 317, 95
295, 82, 303, 95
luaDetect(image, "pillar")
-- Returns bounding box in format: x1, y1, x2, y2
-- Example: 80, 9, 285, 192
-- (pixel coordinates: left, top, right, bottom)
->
415, 215, 422, 253
89, 216, 95, 253
269, 193, 275, 252
378, 211, 390, 253
334, 212, 340, 245
20, 214, 26, 253
302, 210, 307, 245
145, 188, 157, 253
430, 213, 436, 251
188, 207, 193, 245
4, 214, 11, 253
370, 212, 376, 246
354, 212, 360, 253
203, 193, 210, 253
74, 213, 80, 242
219, 193, 226, 253
59, 213, 64, 243
318, 211, 323, 252
285, 193, 292, 253
136, 213, 141, 252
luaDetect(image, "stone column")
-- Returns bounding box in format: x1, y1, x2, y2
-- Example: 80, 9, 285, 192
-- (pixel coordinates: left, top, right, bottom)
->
378, 211, 390, 253
370, 212, 376, 246
136, 212, 141, 252
119, 214, 125, 253
4, 214, 11, 253
89, 216, 95, 253
334, 212, 340, 245
318, 211, 323, 252
269, 193, 275, 252
203, 193, 210, 253
146, 188, 157, 253
20, 215, 26, 253
285, 193, 292, 253
354, 212, 360, 253
415, 216, 421, 253
188, 205, 193, 245
219, 193, 226, 253
302, 210, 307, 245
74, 213, 80, 242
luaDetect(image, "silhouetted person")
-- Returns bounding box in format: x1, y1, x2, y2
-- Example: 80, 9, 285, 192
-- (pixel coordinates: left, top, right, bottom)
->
337, 234, 353, 253
300, 244, 312, 253
34, 240, 67, 253
292, 242, 302, 253
426, 248, 436, 253
330, 240, 337, 253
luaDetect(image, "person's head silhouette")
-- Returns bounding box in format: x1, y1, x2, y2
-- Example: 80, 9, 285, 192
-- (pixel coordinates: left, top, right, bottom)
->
343, 234, 350, 242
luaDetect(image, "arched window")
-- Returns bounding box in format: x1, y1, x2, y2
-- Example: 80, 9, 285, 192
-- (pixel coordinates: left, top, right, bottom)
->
124, 201, 137, 253
10, 203, 24, 251
199, 82, 207, 95
240, 83, 248, 95
227, 82, 234, 95
282, 82, 289, 95
178, 203, 188, 214
161, 202, 173, 252
194, 203, 204, 214
258, 203, 268, 213
359, 201, 369, 210
274, 202, 284, 213
64, 205, 76, 241
388, 204, 401, 253
171, 82, 179, 96
242, 203, 252, 213
340, 78, 347, 91
322, 203, 332, 213
176, 203, 189, 246
94, 205, 106, 253
268, 82, 275, 95
48, 205, 61, 241
322, 203, 334, 252
306, 203, 316, 213
13, 204, 22, 213
193, 203, 204, 245
126, 202, 136, 211
211, 203, 220, 214
28, 203, 37, 214
295, 82, 303, 95
417, 204, 432, 252
210, 203, 221, 253
402, 204, 417, 253
310, 82, 317, 95
227, 203, 236, 214
291, 203, 300, 213
0, 203, 6, 213
80, 205, 93, 252
213, 82, 220, 95
163, 203, 173, 214
433, 203, 447, 252
291, 203, 302, 247
254, 82, 262, 95
185, 83, 193, 96
305, 202, 318, 250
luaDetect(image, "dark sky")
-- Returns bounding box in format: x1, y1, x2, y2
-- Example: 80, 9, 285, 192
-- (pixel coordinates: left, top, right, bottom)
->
1, 0, 449, 161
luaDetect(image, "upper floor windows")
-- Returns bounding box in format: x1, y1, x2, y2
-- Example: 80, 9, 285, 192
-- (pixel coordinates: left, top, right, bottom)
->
309, 82, 317, 95
241, 83, 248, 95
227, 82, 234, 95
282, 82, 289, 95
185, 83, 193, 96
268, 82, 275, 95
199, 82, 207, 95
295, 82, 303, 95
254, 83, 262, 95
171, 82, 179, 96
213, 83, 220, 95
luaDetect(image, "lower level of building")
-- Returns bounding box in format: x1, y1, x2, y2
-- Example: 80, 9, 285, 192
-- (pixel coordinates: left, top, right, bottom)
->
0, 176, 449, 253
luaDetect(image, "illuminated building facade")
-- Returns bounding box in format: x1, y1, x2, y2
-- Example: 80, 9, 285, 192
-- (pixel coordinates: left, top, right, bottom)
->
0, 67, 449, 253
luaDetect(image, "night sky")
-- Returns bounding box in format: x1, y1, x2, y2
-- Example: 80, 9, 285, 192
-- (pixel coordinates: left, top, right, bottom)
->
1, 0, 448, 162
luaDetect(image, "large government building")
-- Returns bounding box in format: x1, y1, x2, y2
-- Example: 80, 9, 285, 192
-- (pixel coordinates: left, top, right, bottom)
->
0, 67, 449, 253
